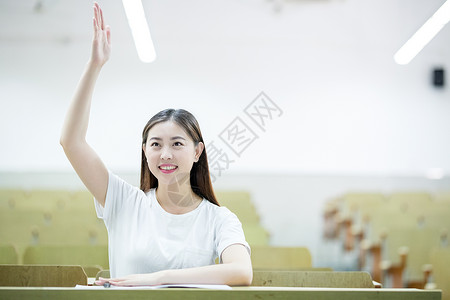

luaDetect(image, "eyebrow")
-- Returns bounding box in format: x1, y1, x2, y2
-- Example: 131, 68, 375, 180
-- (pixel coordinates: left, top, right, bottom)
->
148, 136, 187, 141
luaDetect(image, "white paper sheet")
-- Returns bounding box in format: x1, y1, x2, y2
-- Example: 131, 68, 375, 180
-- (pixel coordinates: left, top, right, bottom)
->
75, 284, 232, 290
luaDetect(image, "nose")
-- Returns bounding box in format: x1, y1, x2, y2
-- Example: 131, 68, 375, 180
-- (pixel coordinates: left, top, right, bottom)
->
160, 146, 173, 160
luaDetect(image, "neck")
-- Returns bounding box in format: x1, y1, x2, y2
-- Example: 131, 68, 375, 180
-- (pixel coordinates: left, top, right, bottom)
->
155, 181, 202, 214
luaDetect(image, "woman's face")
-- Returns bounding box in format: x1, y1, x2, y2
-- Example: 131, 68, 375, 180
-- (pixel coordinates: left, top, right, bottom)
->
143, 121, 204, 186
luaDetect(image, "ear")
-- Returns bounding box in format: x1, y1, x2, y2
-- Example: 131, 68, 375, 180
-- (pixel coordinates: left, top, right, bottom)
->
194, 142, 204, 162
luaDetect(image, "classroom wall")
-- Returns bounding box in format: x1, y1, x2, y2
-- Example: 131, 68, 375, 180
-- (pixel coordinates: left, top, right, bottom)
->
1, 0, 450, 268
0, 0, 449, 176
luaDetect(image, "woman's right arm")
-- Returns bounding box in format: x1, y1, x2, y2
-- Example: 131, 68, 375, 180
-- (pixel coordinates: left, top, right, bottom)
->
60, 3, 111, 207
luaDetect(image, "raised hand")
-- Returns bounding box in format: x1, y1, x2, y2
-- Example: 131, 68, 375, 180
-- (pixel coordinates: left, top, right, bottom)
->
91, 2, 111, 67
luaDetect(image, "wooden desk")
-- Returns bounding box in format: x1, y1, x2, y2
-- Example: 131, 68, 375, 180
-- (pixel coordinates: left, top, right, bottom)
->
0, 286, 441, 300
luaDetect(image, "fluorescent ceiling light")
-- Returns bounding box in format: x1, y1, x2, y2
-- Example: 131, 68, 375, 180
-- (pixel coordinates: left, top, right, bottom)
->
122, 0, 156, 63
394, 0, 450, 65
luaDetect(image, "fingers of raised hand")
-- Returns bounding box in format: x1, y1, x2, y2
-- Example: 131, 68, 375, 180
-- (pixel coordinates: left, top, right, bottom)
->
93, 2, 105, 31
99, 5, 105, 30
93, 5, 98, 31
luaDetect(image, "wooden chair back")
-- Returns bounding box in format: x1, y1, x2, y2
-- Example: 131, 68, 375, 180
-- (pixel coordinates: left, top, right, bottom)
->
0, 244, 19, 264
0, 265, 87, 287
23, 245, 109, 270
252, 271, 375, 288
251, 246, 312, 270
430, 248, 450, 300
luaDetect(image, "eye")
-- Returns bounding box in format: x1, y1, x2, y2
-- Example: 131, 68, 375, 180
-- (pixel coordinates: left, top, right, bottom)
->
150, 142, 160, 147
173, 141, 183, 147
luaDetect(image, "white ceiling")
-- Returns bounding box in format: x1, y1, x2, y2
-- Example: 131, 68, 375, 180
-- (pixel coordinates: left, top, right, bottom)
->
1, 0, 448, 53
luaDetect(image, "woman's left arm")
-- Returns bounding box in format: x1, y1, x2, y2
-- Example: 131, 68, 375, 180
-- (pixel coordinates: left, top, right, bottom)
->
95, 244, 252, 286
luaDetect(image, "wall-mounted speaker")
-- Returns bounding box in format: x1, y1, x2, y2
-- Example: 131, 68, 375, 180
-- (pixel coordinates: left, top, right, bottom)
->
433, 68, 445, 87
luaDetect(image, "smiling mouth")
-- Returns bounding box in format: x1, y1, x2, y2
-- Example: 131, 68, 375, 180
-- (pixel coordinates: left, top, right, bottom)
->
159, 165, 178, 173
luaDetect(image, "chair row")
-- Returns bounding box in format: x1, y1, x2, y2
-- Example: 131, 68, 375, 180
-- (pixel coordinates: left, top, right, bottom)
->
0, 208, 108, 264
324, 191, 450, 240
1, 188, 270, 260
323, 191, 450, 289
0, 188, 266, 232
362, 227, 447, 288
0, 244, 108, 277
323, 191, 450, 252
1, 221, 267, 264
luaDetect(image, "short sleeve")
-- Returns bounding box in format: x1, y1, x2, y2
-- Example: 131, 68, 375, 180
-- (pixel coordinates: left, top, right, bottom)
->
215, 208, 251, 263
94, 170, 139, 229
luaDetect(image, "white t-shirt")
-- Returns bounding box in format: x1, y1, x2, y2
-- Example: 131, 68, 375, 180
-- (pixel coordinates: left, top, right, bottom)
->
95, 171, 250, 278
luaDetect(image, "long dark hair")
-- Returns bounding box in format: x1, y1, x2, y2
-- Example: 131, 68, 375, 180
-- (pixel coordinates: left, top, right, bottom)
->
140, 109, 219, 206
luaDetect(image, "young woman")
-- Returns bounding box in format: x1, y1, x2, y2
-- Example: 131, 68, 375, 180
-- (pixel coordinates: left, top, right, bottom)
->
60, 2, 252, 286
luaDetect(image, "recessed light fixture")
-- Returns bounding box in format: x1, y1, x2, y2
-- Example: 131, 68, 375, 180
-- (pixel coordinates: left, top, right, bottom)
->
122, 0, 156, 63
394, 0, 450, 65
